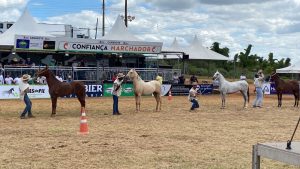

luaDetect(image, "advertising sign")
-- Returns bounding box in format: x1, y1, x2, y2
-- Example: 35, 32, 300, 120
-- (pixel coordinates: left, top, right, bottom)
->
161, 84, 172, 96
199, 84, 213, 95
58, 39, 162, 54
0, 86, 20, 99
15, 35, 163, 54
14, 35, 56, 51
0, 85, 50, 99
103, 83, 134, 97
27, 85, 50, 98
170, 84, 213, 96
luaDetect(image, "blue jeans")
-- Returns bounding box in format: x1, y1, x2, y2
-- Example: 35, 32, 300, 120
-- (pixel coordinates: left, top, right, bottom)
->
190, 99, 199, 110
21, 93, 32, 117
113, 95, 119, 114
253, 87, 263, 107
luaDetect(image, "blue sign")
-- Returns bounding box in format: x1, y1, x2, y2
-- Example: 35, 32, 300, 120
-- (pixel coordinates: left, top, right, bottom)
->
270, 83, 277, 94
198, 84, 213, 95
16, 39, 30, 49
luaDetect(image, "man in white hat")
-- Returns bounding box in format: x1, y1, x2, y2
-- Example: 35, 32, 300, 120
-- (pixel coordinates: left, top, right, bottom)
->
112, 72, 125, 115
188, 82, 200, 111
19, 74, 34, 119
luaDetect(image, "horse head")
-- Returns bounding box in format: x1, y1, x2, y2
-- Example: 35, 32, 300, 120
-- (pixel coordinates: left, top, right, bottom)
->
212, 71, 222, 81
126, 68, 138, 80
36, 65, 50, 78
269, 72, 278, 82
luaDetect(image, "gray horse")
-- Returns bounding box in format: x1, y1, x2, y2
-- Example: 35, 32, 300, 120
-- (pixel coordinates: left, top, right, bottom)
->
212, 71, 249, 109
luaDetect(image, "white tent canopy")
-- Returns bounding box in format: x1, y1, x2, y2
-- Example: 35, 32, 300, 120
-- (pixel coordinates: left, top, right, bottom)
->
160, 35, 230, 61
0, 9, 51, 46
102, 15, 140, 41
276, 60, 300, 73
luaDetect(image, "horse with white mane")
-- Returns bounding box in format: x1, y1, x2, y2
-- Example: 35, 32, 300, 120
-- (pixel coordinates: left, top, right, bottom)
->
212, 71, 249, 108
126, 69, 162, 112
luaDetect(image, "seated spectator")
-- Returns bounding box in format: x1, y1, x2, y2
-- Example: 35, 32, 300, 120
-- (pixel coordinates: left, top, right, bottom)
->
25, 57, 33, 66
5, 74, 13, 84
55, 74, 63, 82
173, 72, 179, 84
14, 75, 22, 85
36, 76, 47, 84
240, 73, 247, 80
11, 57, 19, 65
179, 74, 185, 84
0, 73, 3, 85
66, 75, 72, 83
190, 74, 198, 84
156, 73, 163, 84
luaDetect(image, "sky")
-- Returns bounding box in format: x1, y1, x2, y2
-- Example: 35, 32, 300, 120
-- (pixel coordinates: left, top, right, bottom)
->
1, 0, 300, 62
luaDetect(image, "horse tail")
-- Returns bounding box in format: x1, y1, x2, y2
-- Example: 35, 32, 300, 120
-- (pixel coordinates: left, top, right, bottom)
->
247, 86, 250, 103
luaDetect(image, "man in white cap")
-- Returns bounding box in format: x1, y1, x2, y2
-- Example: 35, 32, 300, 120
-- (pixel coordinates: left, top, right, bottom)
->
19, 74, 34, 119
112, 72, 125, 115
188, 82, 200, 111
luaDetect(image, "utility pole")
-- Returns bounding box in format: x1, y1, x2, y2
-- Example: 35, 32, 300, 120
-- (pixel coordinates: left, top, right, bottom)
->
102, 0, 105, 36
125, 0, 128, 27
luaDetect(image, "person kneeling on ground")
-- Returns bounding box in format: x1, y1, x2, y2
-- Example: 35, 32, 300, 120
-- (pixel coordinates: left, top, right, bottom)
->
19, 74, 35, 119
188, 82, 200, 111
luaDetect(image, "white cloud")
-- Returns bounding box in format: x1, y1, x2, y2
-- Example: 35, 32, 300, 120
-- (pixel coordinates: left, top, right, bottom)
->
0, 0, 28, 21
2, 0, 300, 63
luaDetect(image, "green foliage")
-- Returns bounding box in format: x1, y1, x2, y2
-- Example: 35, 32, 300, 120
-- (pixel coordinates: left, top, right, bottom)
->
184, 42, 292, 79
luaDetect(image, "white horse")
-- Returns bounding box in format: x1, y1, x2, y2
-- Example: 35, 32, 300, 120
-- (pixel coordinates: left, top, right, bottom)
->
212, 71, 249, 108
126, 69, 162, 112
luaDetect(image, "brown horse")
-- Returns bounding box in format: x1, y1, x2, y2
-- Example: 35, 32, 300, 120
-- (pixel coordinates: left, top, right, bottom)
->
36, 66, 86, 117
270, 72, 299, 107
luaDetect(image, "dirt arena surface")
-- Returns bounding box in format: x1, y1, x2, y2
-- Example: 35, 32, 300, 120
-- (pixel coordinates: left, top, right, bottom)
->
1, 93, 300, 169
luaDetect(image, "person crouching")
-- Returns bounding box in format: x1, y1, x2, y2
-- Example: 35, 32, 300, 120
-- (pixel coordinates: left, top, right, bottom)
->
188, 82, 200, 111
19, 74, 35, 119
112, 73, 125, 115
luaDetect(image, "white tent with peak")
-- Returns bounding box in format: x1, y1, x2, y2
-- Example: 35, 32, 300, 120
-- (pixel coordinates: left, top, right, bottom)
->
276, 60, 300, 73
0, 9, 51, 46
187, 35, 229, 60
160, 35, 230, 60
102, 15, 140, 41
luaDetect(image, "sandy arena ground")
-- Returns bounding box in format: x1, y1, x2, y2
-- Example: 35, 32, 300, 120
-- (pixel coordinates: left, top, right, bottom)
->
1, 92, 300, 169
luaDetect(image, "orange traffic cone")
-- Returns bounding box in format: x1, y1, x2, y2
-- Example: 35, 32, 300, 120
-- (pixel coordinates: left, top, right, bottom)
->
168, 90, 172, 100
79, 107, 89, 135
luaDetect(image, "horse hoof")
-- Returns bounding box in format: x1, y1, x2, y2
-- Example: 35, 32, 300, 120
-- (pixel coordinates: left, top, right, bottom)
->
51, 114, 56, 117
244, 106, 248, 109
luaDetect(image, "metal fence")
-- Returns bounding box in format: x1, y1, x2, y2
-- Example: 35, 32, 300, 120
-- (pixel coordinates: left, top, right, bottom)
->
3, 65, 181, 82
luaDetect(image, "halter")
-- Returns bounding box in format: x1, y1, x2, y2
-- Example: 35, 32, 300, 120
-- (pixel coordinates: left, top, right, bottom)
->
269, 72, 277, 82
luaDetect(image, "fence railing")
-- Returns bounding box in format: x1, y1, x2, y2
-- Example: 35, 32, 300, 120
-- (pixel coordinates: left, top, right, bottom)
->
3, 65, 181, 82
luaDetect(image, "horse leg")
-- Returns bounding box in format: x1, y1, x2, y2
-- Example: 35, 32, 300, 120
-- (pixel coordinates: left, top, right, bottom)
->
221, 93, 225, 109
241, 91, 247, 108
51, 96, 57, 117
277, 93, 280, 107
154, 93, 161, 111
76, 89, 86, 112
135, 95, 138, 112
77, 95, 86, 113
294, 93, 297, 107
279, 93, 282, 107
138, 95, 141, 111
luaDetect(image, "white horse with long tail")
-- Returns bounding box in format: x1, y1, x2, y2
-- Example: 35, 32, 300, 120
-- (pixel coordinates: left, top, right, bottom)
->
212, 71, 249, 108
126, 69, 162, 112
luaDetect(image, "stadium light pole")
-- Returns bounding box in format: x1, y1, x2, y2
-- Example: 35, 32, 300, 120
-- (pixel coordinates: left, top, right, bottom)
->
125, 0, 128, 27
